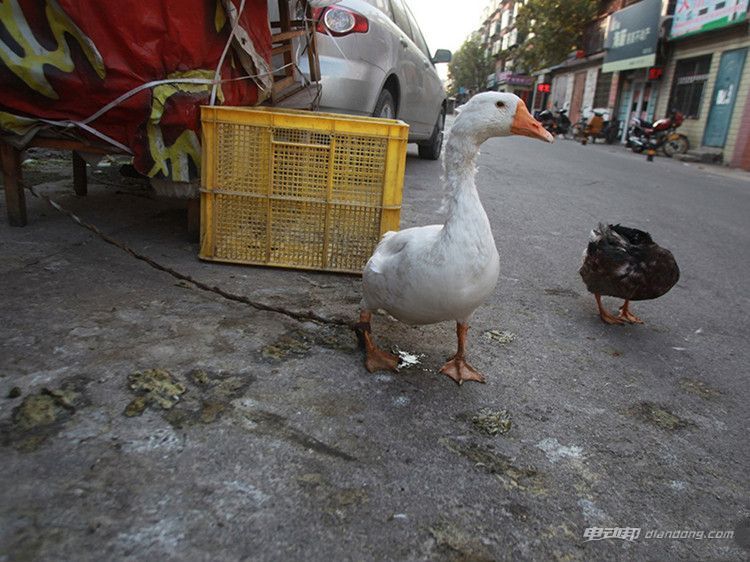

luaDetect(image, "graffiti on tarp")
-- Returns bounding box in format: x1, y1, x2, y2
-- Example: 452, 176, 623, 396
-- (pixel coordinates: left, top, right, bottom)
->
0, 0, 105, 99
145, 70, 225, 182
0, 0, 271, 183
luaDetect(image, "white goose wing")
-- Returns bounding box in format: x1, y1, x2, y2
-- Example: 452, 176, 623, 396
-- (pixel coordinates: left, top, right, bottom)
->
362, 225, 443, 313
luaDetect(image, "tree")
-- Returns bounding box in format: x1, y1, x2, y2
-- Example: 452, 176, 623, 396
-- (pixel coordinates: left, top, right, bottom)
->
515, 0, 598, 72
447, 36, 495, 96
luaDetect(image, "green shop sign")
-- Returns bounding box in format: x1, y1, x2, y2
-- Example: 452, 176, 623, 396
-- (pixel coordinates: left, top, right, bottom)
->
603, 0, 662, 73
670, 0, 749, 40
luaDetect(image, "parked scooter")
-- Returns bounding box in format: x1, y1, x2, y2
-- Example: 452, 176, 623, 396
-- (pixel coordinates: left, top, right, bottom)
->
574, 110, 620, 145
535, 107, 572, 137
601, 117, 621, 144
627, 110, 689, 157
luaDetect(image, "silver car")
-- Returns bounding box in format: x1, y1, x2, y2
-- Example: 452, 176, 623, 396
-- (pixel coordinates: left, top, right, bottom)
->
303, 0, 451, 159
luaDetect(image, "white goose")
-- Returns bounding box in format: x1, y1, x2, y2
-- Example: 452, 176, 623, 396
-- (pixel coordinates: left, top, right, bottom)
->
356, 92, 553, 384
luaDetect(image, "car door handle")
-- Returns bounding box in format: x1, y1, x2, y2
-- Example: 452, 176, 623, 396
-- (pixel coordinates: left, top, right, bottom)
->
399, 37, 408, 48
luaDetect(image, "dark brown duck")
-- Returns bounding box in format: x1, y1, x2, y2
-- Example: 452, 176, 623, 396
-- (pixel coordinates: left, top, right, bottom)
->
579, 223, 679, 324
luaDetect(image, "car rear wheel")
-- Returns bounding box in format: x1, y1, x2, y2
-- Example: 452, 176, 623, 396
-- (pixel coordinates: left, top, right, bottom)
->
418, 109, 445, 160
373, 89, 396, 119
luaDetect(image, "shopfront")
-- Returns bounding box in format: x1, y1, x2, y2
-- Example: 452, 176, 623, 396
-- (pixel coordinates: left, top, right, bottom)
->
655, 0, 750, 167
602, 0, 664, 142
495, 71, 533, 106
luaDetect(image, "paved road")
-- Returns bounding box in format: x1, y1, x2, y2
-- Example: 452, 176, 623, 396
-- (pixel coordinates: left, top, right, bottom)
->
1, 126, 748, 561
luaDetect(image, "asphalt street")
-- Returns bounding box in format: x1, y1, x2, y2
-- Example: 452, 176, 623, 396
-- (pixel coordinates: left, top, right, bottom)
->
1, 122, 748, 561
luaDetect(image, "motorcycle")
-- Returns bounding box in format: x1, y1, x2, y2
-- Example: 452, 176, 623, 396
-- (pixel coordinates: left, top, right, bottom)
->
627, 110, 689, 157
535, 107, 572, 138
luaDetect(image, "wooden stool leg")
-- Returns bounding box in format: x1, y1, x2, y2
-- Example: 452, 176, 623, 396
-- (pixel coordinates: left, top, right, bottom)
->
0, 141, 27, 226
187, 198, 200, 240
72, 151, 87, 196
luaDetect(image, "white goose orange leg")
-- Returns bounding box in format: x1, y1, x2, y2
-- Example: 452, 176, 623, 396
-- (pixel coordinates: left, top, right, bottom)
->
618, 299, 644, 324
355, 311, 399, 373
595, 294, 625, 325
440, 323, 486, 385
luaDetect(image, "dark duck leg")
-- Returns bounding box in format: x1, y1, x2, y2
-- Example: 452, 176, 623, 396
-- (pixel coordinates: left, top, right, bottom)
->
595, 294, 625, 325
440, 323, 486, 385
618, 299, 644, 324
355, 311, 399, 373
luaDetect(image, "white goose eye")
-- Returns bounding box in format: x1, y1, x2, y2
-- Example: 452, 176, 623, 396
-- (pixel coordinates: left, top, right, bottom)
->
496, 101, 505, 109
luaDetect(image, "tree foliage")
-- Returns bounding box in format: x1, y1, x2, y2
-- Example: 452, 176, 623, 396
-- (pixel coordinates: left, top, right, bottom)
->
447, 36, 494, 96
515, 0, 598, 72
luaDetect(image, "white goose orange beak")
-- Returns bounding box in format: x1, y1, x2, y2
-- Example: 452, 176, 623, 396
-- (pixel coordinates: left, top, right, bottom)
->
511, 102, 554, 143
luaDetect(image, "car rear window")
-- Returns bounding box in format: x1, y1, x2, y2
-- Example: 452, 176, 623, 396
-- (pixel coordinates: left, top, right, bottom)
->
365, 0, 392, 18
404, 4, 431, 60
388, 0, 413, 38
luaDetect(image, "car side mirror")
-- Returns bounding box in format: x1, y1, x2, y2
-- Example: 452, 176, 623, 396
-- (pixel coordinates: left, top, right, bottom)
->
432, 49, 452, 64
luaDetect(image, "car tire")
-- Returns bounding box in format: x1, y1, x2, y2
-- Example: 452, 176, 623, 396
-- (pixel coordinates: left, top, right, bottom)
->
373, 89, 396, 119
418, 109, 445, 160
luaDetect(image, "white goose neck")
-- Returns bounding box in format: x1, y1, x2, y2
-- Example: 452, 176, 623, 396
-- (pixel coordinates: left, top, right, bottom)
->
441, 121, 487, 210
443, 129, 481, 190
440, 126, 494, 240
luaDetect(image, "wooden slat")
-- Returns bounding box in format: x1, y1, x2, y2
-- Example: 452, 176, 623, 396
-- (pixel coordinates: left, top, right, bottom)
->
187, 198, 200, 240
270, 19, 307, 27
272, 75, 296, 93
272, 82, 306, 105
305, 5, 321, 83
29, 137, 125, 155
72, 151, 88, 196
271, 44, 293, 56
271, 29, 306, 43
268, 83, 322, 110
0, 141, 26, 226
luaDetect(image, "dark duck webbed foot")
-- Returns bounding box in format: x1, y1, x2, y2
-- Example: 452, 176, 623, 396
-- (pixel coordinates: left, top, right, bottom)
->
618, 300, 644, 324
595, 294, 625, 325
439, 323, 486, 385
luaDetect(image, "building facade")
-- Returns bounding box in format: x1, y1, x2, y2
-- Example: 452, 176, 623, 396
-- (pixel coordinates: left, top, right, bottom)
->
475, 0, 750, 168
655, 2, 750, 167
478, 0, 533, 104
532, 0, 654, 129
603, 0, 667, 142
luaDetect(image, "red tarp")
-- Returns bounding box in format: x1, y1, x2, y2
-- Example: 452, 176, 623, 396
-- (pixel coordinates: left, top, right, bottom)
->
0, 0, 272, 182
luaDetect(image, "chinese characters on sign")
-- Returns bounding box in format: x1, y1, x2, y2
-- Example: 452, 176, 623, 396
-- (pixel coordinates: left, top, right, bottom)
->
496, 71, 533, 86
611, 25, 651, 49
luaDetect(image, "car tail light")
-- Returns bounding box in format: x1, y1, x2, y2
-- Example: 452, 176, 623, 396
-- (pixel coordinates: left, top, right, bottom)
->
312, 6, 368, 36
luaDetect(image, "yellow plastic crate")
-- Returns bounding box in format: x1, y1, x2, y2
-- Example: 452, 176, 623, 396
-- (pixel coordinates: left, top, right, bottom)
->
199, 106, 408, 274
